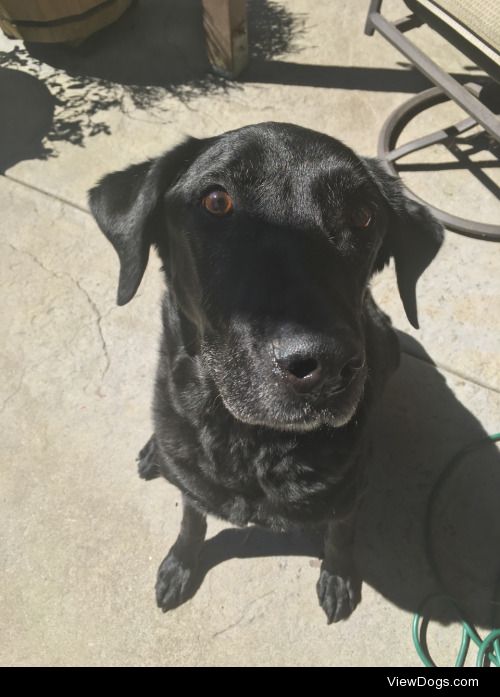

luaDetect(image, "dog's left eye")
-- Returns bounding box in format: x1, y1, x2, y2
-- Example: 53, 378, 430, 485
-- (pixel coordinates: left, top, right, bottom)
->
350, 206, 373, 229
202, 190, 233, 217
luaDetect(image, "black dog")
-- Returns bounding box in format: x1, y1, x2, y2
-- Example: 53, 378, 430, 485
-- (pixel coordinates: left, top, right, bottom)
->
89, 122, 443, 623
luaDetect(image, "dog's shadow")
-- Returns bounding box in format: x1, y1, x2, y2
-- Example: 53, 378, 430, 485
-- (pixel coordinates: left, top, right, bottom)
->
191, 333, 500, 628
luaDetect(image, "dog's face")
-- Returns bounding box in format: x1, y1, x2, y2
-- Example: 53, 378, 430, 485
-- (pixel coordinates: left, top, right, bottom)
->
89, 123, 443, 431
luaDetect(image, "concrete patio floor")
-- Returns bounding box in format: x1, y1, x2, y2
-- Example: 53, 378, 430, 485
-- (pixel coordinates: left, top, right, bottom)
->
1, 0, 499, 667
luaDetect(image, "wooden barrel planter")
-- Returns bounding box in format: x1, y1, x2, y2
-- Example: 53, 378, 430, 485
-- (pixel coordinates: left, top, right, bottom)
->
0, 0, 132, 43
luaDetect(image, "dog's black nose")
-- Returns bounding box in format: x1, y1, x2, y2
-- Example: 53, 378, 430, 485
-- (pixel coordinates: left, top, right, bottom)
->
272, 337, 363, 395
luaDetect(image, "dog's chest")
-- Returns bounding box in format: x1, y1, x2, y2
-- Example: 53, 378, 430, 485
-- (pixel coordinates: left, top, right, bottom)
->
156, 395, 361, 529
206, 423, 358, 525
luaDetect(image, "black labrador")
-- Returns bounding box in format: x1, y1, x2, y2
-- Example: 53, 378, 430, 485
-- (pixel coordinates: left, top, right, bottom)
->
89, 122, 443, 623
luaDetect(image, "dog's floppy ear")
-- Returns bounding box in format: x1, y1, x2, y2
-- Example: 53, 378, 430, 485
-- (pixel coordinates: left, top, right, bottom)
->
364, 158, 444, 329
88, 137, 203, 305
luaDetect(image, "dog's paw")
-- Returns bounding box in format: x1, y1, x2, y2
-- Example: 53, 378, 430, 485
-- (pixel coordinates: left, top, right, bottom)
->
137, 436, 161, 481
316, 566, 361, 624
155, 553, 197, 612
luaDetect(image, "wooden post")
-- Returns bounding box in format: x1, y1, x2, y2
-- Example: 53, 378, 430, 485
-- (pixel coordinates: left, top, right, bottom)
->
202, 0, 248, 79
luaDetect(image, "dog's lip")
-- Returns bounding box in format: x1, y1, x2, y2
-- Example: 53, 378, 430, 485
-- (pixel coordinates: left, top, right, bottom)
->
229, 406, 356, 432
224, 411, 328, 432
219, 379, 364, 432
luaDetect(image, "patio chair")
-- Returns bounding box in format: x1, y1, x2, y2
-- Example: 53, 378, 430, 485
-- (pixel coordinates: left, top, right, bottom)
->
365, 0, 500, 241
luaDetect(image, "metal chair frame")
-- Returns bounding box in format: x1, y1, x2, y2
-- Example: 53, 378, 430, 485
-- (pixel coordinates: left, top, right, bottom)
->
365, 0, 500, 241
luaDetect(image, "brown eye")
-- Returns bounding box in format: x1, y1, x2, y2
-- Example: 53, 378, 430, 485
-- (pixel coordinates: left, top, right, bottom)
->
350, 206, 373, 229
202, 190, 233, 217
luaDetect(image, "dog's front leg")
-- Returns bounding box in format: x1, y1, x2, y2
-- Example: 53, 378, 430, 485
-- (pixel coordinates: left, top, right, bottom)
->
155, 496, 207, 612
316, 509, 362, 623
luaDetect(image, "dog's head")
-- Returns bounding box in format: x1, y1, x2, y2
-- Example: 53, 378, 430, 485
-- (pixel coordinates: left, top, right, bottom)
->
89, 122, 443, 431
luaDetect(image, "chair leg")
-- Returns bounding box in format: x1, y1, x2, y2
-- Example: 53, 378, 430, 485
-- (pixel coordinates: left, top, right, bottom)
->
364, 0, 383, 36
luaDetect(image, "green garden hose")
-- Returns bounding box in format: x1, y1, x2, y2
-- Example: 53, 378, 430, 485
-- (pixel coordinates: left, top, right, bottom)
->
413, 433, 500, 667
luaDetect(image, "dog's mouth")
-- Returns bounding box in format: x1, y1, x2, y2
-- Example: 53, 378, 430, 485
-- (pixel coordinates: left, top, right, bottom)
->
214, 366, 367, 433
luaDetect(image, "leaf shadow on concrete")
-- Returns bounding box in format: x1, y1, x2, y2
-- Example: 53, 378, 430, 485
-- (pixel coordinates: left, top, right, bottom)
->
0, 0, 304, 164
189, 334, 500, 631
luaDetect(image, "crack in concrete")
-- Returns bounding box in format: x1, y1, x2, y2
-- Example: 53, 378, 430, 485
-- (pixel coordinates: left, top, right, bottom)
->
5, 243, 111, 383
402, 350, 500, 395
0, 367, 26, 414
74, 278, 111, 383
4, 174, 91, 217
212, 590, 275, 639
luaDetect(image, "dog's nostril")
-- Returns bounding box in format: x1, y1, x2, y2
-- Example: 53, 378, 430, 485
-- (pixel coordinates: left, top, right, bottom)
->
287, 358, 319, 380
275, 352, 324, 393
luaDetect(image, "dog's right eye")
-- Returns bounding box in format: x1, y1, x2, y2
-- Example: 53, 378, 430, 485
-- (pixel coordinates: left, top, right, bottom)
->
349, 205, 373, 229
202, 190, 233, 217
